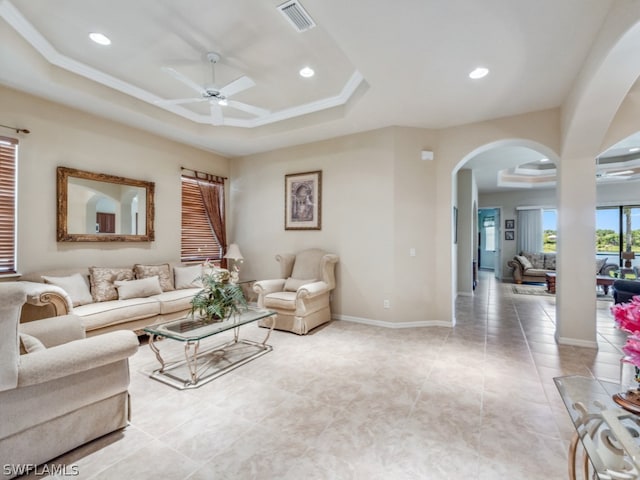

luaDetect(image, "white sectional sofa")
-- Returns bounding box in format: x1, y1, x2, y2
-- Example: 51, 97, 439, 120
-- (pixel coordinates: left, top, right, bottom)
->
19, 262, 204, 336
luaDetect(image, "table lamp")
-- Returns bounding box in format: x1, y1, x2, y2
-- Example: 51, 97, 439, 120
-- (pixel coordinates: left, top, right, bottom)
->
622, 251, 636, 268
224, 243, 244, 283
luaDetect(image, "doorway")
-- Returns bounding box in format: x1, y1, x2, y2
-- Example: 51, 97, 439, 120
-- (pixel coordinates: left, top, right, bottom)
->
478, 208, 501, 276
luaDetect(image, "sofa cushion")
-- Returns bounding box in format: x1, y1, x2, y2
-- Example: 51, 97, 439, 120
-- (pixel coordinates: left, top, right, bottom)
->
543, 254, 556, 270
523, 268, 548, 277
134, 263, 174, 292
515, 255, 533, 270
89, 267, 135, 302
19, 333, 46, 355
74, 297, 160, 331
42, 273, 93, 307
264, 291, 297, 310
525, 253, 545, 269
284, 277, 316, 292
290, 250, 325, 282
152, 288, 201, 315
115, 276, 163, 300
174, 264, 203, 289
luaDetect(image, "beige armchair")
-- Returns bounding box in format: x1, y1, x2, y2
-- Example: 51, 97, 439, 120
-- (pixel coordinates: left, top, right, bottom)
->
253, 248, 339, 335
0, 283, 139, 478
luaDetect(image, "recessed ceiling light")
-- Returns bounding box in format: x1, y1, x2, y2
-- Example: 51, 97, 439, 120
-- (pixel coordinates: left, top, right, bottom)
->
89, 32, 111, 46
469, 66, 489, 80
607, 170, 635, 176
630, 147, 640, 153
299, 66, 314, 78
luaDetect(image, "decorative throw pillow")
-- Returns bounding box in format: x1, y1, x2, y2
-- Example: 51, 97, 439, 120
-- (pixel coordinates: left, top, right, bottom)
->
114, 276, 163, 300
19, 333, 46, 355
42, 273, 93, 307
174, 264, 203, 289
515, 255, 533, 270
528, 253, 545, 269
596, 257, 607, 274
544, 254, 556, 270
134, 263, 174, 292
284, 277, 316, 292
89, 267, 135, 302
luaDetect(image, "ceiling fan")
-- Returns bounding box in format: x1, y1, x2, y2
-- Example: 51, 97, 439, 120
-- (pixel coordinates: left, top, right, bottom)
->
156, 52, 269, 125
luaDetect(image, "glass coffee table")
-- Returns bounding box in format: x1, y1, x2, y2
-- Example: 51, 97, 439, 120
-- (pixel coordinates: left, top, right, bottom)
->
554, 375, 640, 479
143, 307, 277, 389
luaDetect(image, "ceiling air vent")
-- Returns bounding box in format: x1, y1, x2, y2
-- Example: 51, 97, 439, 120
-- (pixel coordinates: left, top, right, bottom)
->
278, 1, 316, 32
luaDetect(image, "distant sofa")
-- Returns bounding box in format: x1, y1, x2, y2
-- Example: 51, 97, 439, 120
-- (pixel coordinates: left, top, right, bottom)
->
507, 252, 617, 284
19, 262, 206, 336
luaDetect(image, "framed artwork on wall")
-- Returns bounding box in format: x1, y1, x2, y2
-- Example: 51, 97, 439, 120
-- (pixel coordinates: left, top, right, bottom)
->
505, 230, 515, 241
505, 219, 515, 229
285, 170, 322, 230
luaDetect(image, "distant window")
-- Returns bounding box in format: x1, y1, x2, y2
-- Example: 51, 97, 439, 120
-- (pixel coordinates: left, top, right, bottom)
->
484, 216, 495, 251
543, 209, 557, 252
180, 176, 224, 263
0, 136, 17, 274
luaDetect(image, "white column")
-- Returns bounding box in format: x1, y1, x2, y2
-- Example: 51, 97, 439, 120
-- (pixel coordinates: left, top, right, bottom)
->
555, 155, 597, 347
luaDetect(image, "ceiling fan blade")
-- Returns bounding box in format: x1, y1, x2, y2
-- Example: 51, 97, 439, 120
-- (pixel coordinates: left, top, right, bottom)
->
154, 97, 208, 105
225, 100, 270, 117
219, 76, 255, 98
210, 102, 224, 125
162, 66, 207, 95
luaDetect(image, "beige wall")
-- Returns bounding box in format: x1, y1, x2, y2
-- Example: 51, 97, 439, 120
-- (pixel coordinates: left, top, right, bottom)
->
230, 115, 562, 327
1, 86, 229, 273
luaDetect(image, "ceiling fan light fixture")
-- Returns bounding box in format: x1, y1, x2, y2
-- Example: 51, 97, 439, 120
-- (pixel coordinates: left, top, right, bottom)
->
89, 32, 111, 46
218, 99, 228, 106
540, 157, 549, 163
469, 66, 489, 80
299, 66, 314, 78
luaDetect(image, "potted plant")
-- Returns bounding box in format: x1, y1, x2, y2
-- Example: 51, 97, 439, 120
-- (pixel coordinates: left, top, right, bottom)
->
190, 267, 247, 322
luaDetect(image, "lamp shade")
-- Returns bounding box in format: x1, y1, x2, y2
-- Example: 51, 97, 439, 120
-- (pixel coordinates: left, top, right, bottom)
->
223, 243, 243, 260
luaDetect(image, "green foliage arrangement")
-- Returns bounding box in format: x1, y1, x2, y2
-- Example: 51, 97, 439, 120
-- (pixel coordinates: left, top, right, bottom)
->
190, 268, 247, 322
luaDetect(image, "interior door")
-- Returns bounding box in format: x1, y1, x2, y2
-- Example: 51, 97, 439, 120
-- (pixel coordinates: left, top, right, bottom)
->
479, 209, 496, 271
494, 208, 502, 280
96, 212, 115, 233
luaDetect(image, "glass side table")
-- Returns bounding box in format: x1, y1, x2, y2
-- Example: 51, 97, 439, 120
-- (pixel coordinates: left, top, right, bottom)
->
554, 375, 640, 479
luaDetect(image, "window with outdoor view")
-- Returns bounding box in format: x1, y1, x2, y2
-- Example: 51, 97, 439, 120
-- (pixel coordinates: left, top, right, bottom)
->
596, 206, 640, 272
0, 136, 17, 274
543, 209, 557, 252
180, 175, 225, 263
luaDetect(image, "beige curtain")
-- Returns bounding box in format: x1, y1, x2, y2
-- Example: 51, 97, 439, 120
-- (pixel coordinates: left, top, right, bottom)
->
198, 182, 227, 268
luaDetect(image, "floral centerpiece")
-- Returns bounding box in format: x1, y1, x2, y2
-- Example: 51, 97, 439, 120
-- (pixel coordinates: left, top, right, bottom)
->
190, 263, 247, 322
611, 296, 640, 410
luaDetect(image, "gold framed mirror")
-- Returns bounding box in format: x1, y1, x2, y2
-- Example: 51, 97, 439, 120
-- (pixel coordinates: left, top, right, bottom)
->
57, 167, 155, 242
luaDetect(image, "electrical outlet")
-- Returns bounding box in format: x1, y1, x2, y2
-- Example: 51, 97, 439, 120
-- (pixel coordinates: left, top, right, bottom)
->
383, 299, 390, 309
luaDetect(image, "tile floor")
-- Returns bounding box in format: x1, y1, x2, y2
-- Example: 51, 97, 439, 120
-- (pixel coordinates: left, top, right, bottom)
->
21, 272, 627, 479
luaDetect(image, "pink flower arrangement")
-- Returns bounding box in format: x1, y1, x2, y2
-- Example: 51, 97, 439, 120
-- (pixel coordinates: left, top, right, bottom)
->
611, 296, 640, 368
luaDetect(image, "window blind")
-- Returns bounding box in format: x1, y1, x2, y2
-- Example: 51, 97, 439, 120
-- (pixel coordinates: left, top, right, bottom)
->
181, 176, 222, 262
0, 136, 17, 274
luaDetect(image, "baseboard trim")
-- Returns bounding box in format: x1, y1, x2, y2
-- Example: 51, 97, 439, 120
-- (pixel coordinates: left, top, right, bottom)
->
556, 336, 598, 349
332, 314, 453, 329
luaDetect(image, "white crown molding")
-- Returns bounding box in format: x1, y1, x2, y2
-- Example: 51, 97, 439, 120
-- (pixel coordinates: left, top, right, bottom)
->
1, 0, 365, 129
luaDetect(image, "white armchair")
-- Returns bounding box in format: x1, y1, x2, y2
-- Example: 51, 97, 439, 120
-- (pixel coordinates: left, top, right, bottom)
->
0, 283, 139, 478
253, 248, 339, 335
